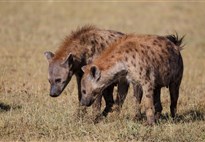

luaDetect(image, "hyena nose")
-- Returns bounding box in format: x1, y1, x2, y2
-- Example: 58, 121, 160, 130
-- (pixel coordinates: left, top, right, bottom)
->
50, 92, 59, 97
80, 97, 93, 107
50, 87, 60, 97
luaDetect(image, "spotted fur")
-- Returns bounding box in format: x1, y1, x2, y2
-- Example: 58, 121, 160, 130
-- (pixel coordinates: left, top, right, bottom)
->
81, 34, 184, 125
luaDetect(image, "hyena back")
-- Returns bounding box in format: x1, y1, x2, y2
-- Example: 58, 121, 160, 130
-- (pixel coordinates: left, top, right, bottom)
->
81, 34, 184, 125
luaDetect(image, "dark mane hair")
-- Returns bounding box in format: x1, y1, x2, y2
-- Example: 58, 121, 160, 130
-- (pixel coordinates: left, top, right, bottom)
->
53, 25, 97, 60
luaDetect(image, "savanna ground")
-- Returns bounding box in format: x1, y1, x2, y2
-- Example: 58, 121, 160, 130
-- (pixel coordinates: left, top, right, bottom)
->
0, 1, 205, 141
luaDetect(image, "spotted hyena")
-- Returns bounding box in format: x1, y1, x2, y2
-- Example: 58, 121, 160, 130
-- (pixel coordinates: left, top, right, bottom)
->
81, 34, 184, 125
44, 25, 128, 119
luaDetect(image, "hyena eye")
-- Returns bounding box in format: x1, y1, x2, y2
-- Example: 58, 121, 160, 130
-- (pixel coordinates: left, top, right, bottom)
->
48, 79, 51, 84
55, 78, 61, 83
82, 90, 86, 94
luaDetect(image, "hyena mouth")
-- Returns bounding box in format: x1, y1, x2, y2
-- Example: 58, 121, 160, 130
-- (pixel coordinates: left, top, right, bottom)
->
50, 88, 64, 97
50, 94, 60, 97
80, 96, 95, 107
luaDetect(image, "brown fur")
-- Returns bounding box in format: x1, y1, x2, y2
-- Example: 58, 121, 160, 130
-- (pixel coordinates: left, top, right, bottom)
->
44, 25, 127, 121
53, 26, 96, 60
81, 34, 184, 125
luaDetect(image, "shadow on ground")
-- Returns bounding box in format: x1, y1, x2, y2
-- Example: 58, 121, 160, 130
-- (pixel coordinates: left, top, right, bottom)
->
159, 110, 204, 123
0, 102, 22, 112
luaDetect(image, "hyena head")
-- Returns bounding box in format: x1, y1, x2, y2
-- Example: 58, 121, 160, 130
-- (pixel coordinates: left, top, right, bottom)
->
44, 51, 74, 97
80, 65, 105, 106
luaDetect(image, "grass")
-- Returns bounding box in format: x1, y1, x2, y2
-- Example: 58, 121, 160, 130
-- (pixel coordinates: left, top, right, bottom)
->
0, 1, 205, 141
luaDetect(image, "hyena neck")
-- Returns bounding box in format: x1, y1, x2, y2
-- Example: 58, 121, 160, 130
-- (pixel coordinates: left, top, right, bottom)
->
53, 25, 124, 74
71, 30, 124, 72
100, 62, 128, 88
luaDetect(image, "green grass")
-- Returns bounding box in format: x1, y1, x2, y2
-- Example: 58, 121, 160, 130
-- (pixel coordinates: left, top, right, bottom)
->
0, 2, 205, 141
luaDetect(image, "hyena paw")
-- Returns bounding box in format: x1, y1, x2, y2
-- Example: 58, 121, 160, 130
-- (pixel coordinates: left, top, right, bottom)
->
134, 112, 142, 121
145, 116, 155, 126
94, 113, 105, 124
155, 112, 161, 121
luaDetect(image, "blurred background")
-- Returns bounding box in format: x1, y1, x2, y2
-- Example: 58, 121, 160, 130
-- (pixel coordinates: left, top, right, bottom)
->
0, 2, 205, 141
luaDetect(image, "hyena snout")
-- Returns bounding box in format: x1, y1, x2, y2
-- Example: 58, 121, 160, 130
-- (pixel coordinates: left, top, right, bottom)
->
80, 95, 95, 107
50, 85, 62, 97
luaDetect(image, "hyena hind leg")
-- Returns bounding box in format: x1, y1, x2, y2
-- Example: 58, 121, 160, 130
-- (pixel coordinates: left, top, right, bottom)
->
114, 78, 129, 112
169, 82, 180, 118
133, 83, 143, 121
102, 84, 115, 117
154, 87, 162, 121
142, 81, 155, 125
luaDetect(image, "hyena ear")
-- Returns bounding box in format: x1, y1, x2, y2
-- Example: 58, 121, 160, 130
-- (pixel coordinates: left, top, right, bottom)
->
90, 65, 101, 81
44, 51, 54, 62
61, 53, 73, 67
81, 66, 86, 72
87, 57, 93, 64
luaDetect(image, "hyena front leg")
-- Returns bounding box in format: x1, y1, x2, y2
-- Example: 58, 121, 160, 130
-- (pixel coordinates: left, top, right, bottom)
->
133, 83, 143, 121
154, 87, 162, 121
114, 78, 129, 112
94, 84, 115, 123
141, 81, 155, 125
76, 74, 87, 117
92, 94, 102, 119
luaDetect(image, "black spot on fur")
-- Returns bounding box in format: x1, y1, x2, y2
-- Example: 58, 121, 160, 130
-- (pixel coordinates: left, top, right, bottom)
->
153, 40, 158, 43
141, 49, 145, 55
116, 31, 124, 35
158, 44, 162, 47
166, 42, 172, 48
147, 55, 150, 61
146, 95, 151, 98
94, 39, 98, 45
157, 36, 164, 41
91, 47, 95, 54
150, 50, 155, 55
91, 40, 95, 45
146, 68, 151, 79
140, 67, 143, 71
108, 36, 112, 39
140, 44, 145, 48
125, 56, 128, 61
135, 48, 138, 52
100, 43, 105, 49
159, 54, 164, 62
148, 87, 153, 92
161, 49, 168, 55
100, 36, 104, 40
110, 34, 115, 37
147, 45, 151, 49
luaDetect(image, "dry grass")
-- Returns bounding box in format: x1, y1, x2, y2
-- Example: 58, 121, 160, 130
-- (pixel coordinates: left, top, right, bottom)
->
0, 1, 205, 141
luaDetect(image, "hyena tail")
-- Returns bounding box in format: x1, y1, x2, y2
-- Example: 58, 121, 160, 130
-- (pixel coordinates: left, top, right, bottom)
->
166, 34, 185, 50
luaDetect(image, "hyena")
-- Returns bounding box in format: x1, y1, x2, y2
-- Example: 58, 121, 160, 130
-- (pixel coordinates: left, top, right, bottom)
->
44, 25, 128, 120
81, 34, 184, 125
